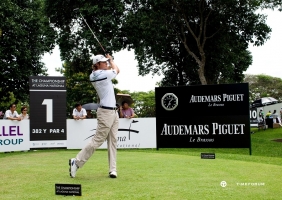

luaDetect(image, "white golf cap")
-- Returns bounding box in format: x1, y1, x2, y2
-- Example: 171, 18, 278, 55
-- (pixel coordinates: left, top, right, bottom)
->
93, 54, 109, 65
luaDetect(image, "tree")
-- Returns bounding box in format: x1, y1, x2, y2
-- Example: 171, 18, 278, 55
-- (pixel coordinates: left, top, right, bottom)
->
0, 90, 17, 118
58, 59, 98, 118
130, 91, 156, 117
245, 74, 282, 103
45, 0, 128, 117
260, 0, 282, 11
123, 0, 271, 85
0, 0, 56, 103
44, 0, 127, 62
44, 0, 273, 87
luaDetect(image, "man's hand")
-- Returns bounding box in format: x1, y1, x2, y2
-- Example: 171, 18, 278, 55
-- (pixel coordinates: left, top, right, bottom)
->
105, 54, 113, 61
106, 54, 120, 74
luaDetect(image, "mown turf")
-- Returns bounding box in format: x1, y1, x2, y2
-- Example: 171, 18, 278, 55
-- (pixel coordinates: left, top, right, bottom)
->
0, 127, 281, 199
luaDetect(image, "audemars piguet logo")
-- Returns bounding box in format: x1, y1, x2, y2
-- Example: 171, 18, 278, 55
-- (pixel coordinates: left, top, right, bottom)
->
189, 94, 244, 103
161, 123, 245, 135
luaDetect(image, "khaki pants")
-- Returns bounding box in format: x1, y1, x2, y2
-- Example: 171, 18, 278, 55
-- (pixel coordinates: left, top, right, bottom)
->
75, 108, 119, 173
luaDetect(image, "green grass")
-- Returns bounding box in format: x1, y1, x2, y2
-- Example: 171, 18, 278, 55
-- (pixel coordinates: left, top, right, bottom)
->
0, 128, 282, 200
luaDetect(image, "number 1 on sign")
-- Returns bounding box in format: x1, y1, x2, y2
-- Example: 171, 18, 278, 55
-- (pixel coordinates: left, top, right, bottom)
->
42, 99, 53, 123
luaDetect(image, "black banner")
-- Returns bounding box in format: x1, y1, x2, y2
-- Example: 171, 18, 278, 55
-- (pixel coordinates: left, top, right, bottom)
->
29, 76, 66, 142
55, 184, 81, 196
250, 107, 259, 125
155, 83, 250, 148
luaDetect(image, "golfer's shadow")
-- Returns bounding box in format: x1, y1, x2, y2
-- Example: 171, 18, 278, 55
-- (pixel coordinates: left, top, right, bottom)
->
85, 120, 139, 140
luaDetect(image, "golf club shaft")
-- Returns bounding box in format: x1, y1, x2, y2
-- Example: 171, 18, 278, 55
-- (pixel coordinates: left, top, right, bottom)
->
78, 12, 106, 54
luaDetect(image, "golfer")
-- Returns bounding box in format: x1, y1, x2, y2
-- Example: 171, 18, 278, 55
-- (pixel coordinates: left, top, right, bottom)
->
69, 54, 120, 178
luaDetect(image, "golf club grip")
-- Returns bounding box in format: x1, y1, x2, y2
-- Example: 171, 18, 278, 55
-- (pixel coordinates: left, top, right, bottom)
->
104, 51, 111, 56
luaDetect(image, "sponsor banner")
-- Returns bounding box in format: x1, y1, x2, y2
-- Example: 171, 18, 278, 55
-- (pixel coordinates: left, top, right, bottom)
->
67, 118, 156, 149
155, 83, 250, 148
0, 120, 30, 152
157, 115, 249, 148
30, 140, 66, 148
29, 76, 66, 142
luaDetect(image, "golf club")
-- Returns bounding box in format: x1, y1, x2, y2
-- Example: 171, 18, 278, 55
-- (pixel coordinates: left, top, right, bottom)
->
73, 8, 107, 54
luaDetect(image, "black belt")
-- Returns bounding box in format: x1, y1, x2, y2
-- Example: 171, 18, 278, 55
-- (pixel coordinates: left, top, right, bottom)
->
99, 106, 117, 110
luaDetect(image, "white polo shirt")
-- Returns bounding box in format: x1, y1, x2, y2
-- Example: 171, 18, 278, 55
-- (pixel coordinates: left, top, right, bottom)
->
4, 110, 19, 119
90, 69, 117, 107
72, 108, 87, 117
